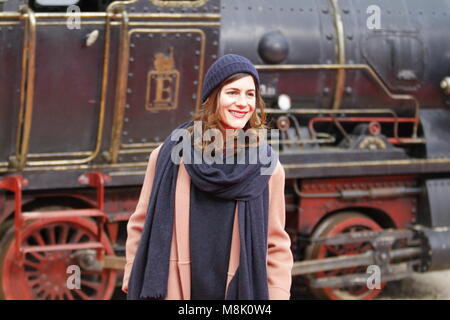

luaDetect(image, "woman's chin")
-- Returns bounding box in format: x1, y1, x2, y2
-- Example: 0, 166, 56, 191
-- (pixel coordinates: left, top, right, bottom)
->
221, 120, 246, 131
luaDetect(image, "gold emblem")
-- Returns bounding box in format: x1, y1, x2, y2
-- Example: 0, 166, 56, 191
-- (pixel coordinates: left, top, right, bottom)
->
146, 47, 180, 110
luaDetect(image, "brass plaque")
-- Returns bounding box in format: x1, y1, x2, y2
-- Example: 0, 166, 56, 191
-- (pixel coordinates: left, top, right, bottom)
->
145, 48, 180, 110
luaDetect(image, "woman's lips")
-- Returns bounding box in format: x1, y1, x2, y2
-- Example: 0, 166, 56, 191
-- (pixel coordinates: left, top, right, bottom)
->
229, 110, 247, 119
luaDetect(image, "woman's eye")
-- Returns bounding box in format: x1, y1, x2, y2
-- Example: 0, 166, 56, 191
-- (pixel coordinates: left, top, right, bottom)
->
228, 91, 238, 95
247, 92, 255, 97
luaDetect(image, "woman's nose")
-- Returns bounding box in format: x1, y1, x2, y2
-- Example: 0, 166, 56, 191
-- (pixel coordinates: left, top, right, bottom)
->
235, 94, 248, 107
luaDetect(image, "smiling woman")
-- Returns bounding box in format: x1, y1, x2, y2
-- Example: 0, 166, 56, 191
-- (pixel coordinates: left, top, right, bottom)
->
123, 54, 293, 300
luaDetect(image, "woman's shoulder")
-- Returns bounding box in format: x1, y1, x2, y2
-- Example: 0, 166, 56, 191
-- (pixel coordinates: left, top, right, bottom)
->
147, 144, 163, 165
270, 160, 285, 182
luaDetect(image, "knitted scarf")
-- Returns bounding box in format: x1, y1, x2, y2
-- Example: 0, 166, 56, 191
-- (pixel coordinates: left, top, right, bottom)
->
127, 121, 277, 300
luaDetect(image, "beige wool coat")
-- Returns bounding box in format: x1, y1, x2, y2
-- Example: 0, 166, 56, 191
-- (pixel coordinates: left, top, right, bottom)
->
122, 144, 293, 299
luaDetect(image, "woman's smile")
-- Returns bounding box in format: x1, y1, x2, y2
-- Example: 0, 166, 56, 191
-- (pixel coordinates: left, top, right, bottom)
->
229, 110, 248, 119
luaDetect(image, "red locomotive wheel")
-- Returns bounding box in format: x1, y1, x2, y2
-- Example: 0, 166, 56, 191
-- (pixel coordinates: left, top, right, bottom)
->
0, 218, 116, 300
305, 212, 386, 300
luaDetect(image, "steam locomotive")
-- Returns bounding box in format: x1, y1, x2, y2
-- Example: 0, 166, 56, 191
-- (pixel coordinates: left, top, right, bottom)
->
0, 0, 449, 300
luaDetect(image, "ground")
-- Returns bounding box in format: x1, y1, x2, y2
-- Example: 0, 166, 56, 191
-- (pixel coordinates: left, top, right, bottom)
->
377, 270, 450, 300
291, 270, 450, 300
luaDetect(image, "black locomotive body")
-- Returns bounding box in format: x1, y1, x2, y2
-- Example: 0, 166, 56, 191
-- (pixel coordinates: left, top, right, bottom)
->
0, 0, 449, 300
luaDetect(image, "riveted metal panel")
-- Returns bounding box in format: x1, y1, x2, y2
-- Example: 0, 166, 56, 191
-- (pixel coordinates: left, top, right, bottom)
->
0, 24, 23, 166
28, 25, 105, 156
419, 179, 450, 228
220, 0, 336, 109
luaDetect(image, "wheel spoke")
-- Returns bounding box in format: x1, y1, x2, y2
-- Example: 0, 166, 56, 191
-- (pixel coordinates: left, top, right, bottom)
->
27, 277, 42, 287
31, 232, 46, 246
70, 229, 84, 243
27, 251, 45, 262
23, 260, 41, 270
46, 226, 56, 245
58, 224, 69, 244
81, 279, 100, 291
63, 288, 75, 300
75, 289, 90, 300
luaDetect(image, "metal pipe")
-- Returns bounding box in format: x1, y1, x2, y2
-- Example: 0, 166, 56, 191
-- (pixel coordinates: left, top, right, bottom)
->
292, 247, 421, 276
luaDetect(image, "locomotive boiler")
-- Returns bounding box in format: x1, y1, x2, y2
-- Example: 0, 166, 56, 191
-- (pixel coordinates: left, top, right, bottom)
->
0, 0, 450, 300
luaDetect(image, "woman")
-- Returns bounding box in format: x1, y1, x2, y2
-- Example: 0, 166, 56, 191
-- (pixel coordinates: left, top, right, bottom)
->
122, 54, 293, 300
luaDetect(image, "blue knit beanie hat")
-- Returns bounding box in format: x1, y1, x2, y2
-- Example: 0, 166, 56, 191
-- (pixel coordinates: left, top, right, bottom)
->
201, 54, 260, 103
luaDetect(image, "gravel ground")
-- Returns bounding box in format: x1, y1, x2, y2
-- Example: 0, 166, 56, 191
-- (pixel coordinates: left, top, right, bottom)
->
291, 270, 450, 300
377, 270, 450, 300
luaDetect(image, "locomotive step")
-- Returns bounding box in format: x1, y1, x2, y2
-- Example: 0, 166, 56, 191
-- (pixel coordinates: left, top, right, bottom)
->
21, 241, 104, 253
21, 208, 107, 221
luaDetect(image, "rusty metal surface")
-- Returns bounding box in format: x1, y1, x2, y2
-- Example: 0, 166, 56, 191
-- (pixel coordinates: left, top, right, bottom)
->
0, 24, 23, 165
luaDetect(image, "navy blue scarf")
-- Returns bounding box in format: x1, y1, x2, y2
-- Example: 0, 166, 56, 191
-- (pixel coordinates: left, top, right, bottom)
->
127, 121, 277, 300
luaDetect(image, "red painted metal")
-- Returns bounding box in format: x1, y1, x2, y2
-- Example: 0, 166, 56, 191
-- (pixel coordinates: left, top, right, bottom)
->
106, 222, 119, 244
21, 242, 104, 254
78, 172, 111, 212
0, 218, 116, 300
22, 208, 106, 221
0, 176, 29, 260
0, 173, 111, 262
298, 175, 417, 236
368, 121, 381, 136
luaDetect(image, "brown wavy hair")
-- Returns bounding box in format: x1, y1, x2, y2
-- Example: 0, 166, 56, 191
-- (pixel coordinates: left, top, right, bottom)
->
187, 73, 267, 152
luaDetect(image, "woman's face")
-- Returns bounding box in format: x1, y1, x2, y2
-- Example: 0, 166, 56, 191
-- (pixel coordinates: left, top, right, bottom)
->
217, 75, 256, 130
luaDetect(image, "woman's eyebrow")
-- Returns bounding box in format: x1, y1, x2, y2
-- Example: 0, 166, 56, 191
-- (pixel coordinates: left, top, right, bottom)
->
225, 87, 255, 91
